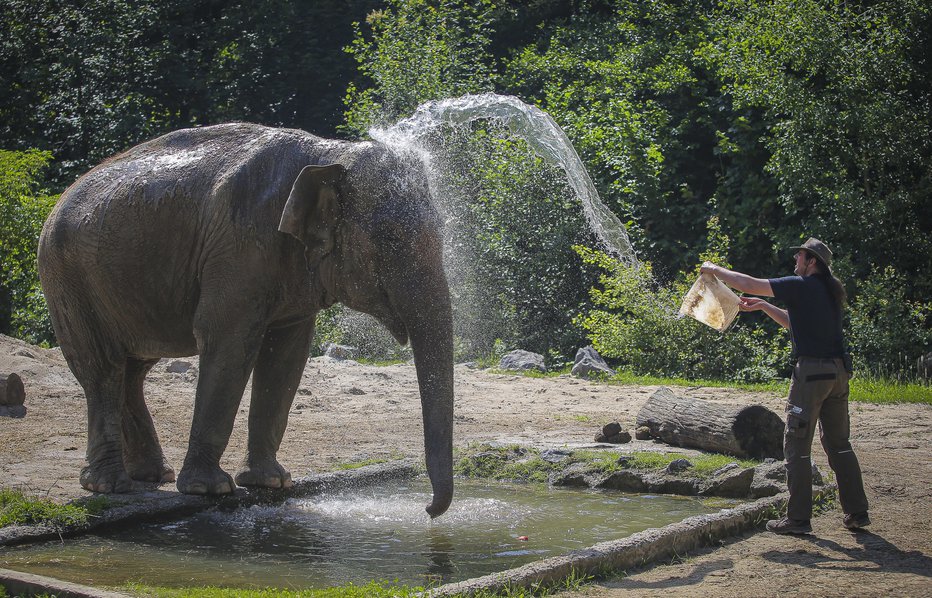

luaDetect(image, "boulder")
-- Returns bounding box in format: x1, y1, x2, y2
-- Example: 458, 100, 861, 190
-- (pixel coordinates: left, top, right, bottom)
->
699, 465, 755, 498
635, 426, 653, 440
571, 346, 616, 379
550, 462, 598, 487
165, 360, 193, 374
643, 472, 700, 495
324, 343, 358, 360
499, 350, 546, 373
666, 458, 693, 473
594, 422, 632, 443
750, 460, 787, 498
595, 470, 649, 493
0, 373, 25, 407
596, 430, 632, 444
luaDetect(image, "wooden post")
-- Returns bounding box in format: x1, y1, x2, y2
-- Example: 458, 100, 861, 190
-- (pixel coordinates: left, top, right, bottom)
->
636, 387, 784, 459
0, 373, 25, 407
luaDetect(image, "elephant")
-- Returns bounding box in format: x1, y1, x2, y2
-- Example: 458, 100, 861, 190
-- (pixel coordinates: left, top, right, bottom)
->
37, 122, 454, 517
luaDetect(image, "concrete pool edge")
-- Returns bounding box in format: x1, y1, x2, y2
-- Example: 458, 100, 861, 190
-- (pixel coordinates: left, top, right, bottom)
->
0, 567, 134, 598
424, 486, 834, 597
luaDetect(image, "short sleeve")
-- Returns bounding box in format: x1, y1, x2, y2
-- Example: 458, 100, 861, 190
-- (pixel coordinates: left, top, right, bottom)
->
769, 276, 804, 307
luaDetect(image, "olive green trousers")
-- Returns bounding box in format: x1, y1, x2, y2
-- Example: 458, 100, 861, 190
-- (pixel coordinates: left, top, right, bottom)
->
784, 356, 870, 521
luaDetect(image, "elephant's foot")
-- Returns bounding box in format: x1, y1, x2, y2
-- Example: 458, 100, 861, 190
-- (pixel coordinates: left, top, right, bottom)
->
125, 456, 176, 484
176, 462, 235, 495
80, 463, 133, 493
234, 459, 293, 489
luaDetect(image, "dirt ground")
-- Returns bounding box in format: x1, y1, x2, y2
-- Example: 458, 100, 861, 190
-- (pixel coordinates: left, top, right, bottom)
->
1, 333, 930, 597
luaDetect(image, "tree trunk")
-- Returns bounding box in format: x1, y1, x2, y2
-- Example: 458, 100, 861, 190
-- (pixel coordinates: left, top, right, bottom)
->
636, 387, 784, 459
0, 373, 25, 406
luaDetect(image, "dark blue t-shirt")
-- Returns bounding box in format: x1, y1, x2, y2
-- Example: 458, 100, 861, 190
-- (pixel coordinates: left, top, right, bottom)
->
769, 275, 845, 358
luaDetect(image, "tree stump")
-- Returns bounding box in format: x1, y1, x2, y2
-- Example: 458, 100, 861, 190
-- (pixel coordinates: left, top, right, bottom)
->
0, 373, 25, 406
636, 387, 784, 459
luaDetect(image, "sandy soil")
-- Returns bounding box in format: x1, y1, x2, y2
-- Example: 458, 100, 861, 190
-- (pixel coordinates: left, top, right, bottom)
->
1, 333, 930, 597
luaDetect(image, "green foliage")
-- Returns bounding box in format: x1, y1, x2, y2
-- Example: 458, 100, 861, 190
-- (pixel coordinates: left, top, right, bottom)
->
704, 0, 932, 299
438, 131, 601, 360
343, 0, 497, 134
0, 0, 926, 387
502, 0, 727, 273
847, 266, 931, 380
1, 0, 381, 185
0, 487, 106, 528
0, 150, 57, 345
574, 241, 790, 383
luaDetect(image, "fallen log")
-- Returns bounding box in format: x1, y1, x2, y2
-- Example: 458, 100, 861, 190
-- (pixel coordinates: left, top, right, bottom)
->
636, 387, 784, 459
0, 373, 25, 407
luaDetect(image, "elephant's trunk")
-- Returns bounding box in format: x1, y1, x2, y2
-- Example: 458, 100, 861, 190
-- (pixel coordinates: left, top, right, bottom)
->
384, 240, 454, 518
408, 286, 454, 518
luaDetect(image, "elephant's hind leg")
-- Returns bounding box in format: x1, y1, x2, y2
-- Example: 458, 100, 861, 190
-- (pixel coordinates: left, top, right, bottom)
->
235, 319, 314, 489
68, 352, 134, 494
121, 357, 175, 483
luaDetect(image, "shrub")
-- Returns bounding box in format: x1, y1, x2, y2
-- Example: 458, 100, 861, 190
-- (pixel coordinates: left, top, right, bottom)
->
847, 265, 931, 381
0, 149, 58, 345
574, 243, 790, 383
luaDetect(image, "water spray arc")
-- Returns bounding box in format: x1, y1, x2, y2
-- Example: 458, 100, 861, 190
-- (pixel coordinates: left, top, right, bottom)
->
370, 93, 639, 267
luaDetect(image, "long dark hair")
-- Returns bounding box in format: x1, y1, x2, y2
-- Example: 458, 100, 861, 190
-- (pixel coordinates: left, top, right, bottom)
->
809, 255, 847, 309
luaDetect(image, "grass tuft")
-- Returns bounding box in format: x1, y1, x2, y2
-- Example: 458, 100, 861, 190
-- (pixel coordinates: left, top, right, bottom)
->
0, 487, 108, 528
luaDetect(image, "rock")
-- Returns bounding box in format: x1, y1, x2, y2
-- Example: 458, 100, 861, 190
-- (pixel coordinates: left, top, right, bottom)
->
550, 462, 598, 487
643, 472, 700, 495
711, 462, 740, 477
324, 343, 358, 360
166, 360, 193, 374
596, 470, 649, 493
596, 431, 632, 444
0, 373, 25, 407
571, 346, 616, 379
0, 404, 26, 418
540, 448, 573, 463
12, 349, 35, 358
346, 387, 366, 395
601, 422, 622, 437
699, 466, 755, 498
635, 426, 653, 440
595, 422, 631, 443
615, 455, 633, 467
499, 350, 546, 373
811, 463, 824, 485
666, 458, 693, 473
750, 461, 787, 498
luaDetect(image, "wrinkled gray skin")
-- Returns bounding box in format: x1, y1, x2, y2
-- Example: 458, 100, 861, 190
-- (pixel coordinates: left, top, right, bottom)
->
38, 123, 454, 517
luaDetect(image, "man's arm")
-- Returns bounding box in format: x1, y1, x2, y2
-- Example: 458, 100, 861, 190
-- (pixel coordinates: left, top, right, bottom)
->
739, 297, 789, 329
701, 261, 774, 297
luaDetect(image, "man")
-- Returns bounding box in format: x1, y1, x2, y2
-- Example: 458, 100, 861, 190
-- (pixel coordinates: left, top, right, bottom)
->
701, 238, 870, 535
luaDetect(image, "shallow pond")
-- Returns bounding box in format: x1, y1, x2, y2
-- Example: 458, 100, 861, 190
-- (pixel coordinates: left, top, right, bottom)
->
1, 479, 733, 590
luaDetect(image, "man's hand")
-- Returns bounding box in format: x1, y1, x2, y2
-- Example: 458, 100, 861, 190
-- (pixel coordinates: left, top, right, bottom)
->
739, 297, 769, 312
700, 261, 718, 276
738, 296, 789, 328
697, 261, 773, 297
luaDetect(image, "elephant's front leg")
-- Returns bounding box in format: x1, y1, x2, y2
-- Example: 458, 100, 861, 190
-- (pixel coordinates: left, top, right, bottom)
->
235, 319, 314, 489
177, 318, 263, 495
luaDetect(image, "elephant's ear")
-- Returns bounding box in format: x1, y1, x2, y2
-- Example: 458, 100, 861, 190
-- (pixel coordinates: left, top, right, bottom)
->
278, 164, 346, 256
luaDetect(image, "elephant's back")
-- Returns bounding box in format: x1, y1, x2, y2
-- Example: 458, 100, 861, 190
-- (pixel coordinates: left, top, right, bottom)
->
42, 124, 314, 248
